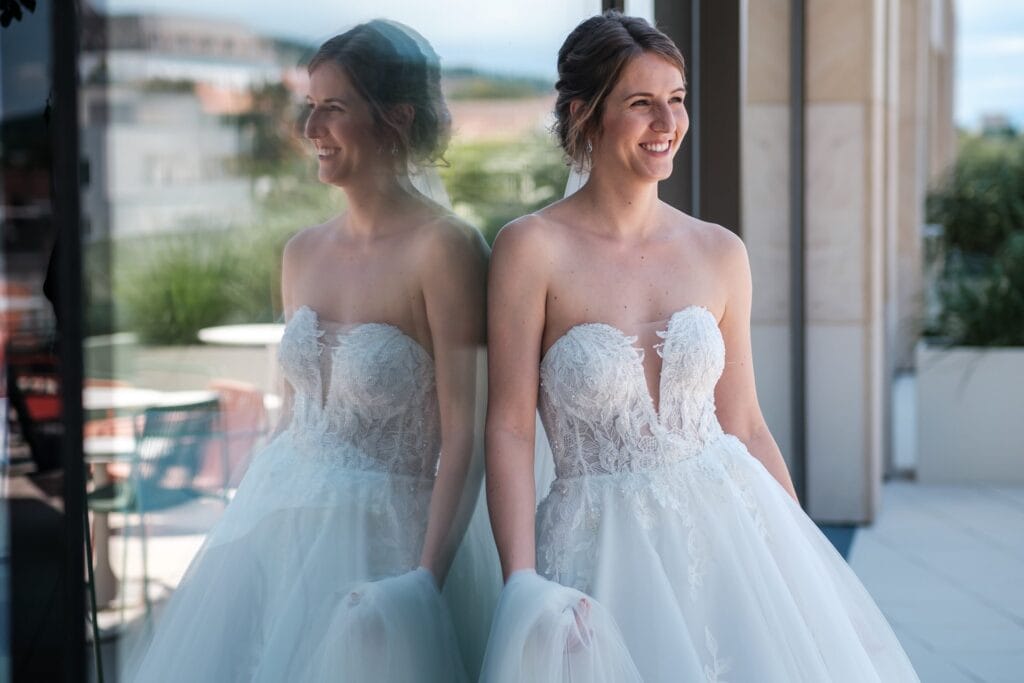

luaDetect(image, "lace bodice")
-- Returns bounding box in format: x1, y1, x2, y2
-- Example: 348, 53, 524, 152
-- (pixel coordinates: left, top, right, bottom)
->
539, 305, 725, 479
277, 305, 440, 479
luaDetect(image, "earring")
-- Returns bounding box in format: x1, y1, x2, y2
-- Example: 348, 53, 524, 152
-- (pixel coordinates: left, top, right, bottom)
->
585, 140, 593, 154
391, 142, 398, 156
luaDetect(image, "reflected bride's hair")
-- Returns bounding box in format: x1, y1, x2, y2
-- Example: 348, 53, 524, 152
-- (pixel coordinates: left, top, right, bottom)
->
307, 20, 451, 170
554, 11, 686, 171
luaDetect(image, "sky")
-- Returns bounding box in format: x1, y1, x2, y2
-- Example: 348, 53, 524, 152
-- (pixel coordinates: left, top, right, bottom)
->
955, 0, 1024, 129
86, 0, 1024, 130
99, 0, 598, 80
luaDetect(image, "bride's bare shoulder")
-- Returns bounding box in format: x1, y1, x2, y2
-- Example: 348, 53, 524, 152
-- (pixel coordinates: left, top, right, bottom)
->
411, 213, 490, 271
282, 220, 334, 266
492, 208, 572, 262
663, 204, 748, 265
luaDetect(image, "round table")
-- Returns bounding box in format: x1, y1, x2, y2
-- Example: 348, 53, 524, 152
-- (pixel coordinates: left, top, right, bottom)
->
197, 324, 284, 346
84, 387, 217, 412
197, 323, 286, 416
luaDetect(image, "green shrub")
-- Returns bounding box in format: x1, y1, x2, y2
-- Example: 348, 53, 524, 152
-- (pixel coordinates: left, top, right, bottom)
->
114, 235, 241, 345
441, 134, 569, 244
926, 134, 1024, 346
101, 135, 564, 344
933, 234, 1024, 346
109, 181, 338, 345
927, 135, 1024, 255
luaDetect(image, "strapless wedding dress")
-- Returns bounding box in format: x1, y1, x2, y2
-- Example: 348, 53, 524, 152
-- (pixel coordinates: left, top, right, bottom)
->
482, 305, 918, 682
125, 305, 484, 682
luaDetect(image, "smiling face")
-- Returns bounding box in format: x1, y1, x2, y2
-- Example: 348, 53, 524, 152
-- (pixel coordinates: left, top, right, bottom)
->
304, 62, 387, 187
591, 51, 688, 183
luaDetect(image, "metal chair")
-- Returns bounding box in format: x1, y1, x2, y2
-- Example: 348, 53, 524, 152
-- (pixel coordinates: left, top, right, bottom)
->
196, 379, 268, 492
87, 398, 222, 621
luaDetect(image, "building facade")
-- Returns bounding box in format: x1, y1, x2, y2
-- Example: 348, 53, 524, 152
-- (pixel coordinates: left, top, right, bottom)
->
642, 0, 956, 522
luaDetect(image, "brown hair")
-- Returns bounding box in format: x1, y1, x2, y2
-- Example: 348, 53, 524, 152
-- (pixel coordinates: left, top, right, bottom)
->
308, 20, 450, 167
554, 11, 686, 170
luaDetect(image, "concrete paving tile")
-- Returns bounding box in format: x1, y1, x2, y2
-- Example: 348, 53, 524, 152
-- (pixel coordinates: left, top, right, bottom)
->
905, 622, 1024, 654
850, 537, 952, 602
854, 483, 1024, 681
957, 652, 1024, 683
909, 548, 1024, 585
882, 600, 1018, 629
906, 654, 982, 683
987, 487, 1024, 511
893, 630, 981, 683
986, 583, 1024, 623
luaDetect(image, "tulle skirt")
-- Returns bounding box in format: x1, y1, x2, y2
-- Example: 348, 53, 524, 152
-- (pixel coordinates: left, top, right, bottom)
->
122, 430, 487, 682
483, 432, 919, 682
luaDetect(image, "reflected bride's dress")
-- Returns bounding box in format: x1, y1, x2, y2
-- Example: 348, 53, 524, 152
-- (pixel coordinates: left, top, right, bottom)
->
125, 305, 472, 682
482, 306, 919, 682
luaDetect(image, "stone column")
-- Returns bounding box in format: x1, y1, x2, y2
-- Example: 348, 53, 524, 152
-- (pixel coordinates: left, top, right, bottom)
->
742, 0, 795, 465
927, 0, 957, 184
804, 0, 892, 522
892, 0, 929, 372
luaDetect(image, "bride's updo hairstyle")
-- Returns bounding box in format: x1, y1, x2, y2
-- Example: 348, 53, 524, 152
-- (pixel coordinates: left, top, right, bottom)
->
555, 11, 685, 170
308, 20, 451, 168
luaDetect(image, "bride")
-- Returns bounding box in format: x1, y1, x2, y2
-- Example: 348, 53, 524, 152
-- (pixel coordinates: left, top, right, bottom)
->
482, 11, 919, 682
124, 20, 489, 682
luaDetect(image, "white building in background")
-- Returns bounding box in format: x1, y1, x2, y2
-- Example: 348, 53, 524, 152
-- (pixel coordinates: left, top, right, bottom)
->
79, 12, 304, 241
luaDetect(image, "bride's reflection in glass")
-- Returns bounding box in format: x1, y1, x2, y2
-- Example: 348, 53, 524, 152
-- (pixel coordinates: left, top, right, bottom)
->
123, 20, 489, 682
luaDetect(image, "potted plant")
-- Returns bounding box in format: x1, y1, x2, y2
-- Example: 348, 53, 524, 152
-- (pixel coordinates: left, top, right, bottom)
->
916, 132, 1024, 483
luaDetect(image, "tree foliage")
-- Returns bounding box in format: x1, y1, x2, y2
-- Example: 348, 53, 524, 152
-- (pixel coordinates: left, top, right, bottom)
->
926, 133, 1024, 346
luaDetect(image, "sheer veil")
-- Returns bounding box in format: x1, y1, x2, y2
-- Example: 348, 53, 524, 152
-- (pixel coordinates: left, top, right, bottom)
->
531, 165, 591, 500
409, 161, 503, 677
407, 164, 453, 210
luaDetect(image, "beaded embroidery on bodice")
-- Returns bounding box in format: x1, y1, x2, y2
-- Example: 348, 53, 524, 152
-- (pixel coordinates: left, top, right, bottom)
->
277, 305, 440, 479
539, 306, 725, 479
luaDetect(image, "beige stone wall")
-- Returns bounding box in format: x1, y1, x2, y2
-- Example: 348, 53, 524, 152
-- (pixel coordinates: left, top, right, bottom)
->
743, 0, 794, 465
888, 0, 956, 373
804, 0, 892, 523
893, 0, 929, 371
740, 0, 953, 522
927, 0, 957, 184
916, 346, 1024, 483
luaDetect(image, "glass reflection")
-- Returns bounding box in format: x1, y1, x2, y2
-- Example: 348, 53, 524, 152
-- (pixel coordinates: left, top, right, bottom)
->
95, 19, 492, 682
2, 3, 69, 679
81, 2, 594, 678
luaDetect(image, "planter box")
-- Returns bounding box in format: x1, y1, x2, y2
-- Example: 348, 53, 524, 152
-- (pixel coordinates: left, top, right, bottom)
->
916, 342, 1024, 483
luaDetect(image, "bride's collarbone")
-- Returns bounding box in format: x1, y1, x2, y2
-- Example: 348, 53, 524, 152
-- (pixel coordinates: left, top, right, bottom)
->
543, 291, 720, 338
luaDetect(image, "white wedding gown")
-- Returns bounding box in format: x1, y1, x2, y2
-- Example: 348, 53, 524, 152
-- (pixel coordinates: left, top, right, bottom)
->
482, 305, 919, 682
124, 305, 489, 682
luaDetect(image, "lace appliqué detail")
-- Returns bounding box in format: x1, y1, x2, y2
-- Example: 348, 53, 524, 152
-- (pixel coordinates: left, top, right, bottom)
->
703, 627, 731, 683
277, 306, 440, 480
537, 452, 732, 598
718, 435, 770, 544
536, 307, 739, 597
539, 306, 726, 481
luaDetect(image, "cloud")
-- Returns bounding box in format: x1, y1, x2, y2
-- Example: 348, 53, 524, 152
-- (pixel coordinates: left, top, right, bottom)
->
962, 35, 1024, 56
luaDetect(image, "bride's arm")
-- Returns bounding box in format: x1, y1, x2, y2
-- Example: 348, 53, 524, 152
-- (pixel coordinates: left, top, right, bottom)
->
485, 218, 551, 581
713, 231, 799, 503
267, 231, 304, 439
417, 221, 490, 585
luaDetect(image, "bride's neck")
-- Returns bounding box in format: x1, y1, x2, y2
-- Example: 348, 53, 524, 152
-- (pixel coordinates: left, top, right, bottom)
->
339, 173, 419, 239
574, 167, 661, 239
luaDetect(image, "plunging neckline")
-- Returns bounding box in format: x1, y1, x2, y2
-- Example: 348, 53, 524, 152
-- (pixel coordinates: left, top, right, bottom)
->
289, 305, 434, 410
292, 305, 434, 363
540, 305, 717, 423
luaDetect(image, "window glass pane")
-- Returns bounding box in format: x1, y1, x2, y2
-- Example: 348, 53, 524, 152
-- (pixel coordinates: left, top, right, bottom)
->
2, 2, 67, 680
83, 1, 597, 679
